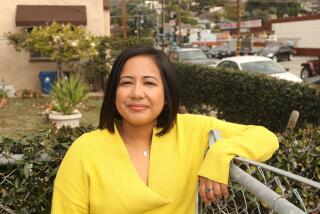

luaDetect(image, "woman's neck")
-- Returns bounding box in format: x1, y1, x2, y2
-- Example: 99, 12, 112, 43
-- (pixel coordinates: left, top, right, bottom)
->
118, 121, 155, 148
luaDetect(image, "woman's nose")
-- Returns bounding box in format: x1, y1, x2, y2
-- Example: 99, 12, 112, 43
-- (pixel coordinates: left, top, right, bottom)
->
131, 83, 144, 98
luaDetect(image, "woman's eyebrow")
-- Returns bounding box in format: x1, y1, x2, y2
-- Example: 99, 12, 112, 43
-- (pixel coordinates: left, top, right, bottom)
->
143, 76, 158, 80
119, 75, 159, 80
119, 76, 133, 79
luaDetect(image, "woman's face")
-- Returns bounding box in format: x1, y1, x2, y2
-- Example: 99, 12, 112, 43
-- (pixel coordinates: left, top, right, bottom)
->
116, 55, 165, 127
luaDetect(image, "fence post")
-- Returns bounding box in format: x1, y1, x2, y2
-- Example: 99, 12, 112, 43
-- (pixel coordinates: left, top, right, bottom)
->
286, 110, 300, 130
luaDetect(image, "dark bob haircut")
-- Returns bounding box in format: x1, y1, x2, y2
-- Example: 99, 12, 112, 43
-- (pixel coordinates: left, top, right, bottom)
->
99, 45, 179, 136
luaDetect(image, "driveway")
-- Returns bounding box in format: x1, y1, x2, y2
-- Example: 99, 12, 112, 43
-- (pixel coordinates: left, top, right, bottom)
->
278, 56, 317, 78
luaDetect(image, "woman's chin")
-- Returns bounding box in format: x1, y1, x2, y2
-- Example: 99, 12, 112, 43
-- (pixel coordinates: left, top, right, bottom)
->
123, 117, 157, 127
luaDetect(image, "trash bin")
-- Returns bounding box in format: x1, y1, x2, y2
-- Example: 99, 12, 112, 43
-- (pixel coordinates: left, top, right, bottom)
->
39, 71, 57, 94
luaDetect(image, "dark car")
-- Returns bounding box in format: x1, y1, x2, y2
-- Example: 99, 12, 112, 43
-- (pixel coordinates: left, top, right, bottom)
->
167, 48, 216, 65
210, 45, 254, 59
216, 45, 236, 59
258, 44, 294, 62
199, 46, 211, 56
300, 58, 320, 80
207, 46, 224, 58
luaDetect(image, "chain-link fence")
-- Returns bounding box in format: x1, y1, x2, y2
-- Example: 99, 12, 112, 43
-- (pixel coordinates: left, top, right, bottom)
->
198, 131, 320, 214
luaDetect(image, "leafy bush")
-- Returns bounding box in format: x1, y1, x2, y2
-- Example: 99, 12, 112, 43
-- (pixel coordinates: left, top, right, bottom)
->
0, 126, 94, 213
51, 75, 88, 114
0, 89, 8, 99
82, 36, 154, 90
174, 62, 320, 132
6, 22, 97, 77
266, 125, 320, 209
1, 125, 319, 213
18, 89, 42, 99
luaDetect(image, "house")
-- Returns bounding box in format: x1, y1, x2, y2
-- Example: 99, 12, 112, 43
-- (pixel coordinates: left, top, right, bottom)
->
0, 0, 110, 93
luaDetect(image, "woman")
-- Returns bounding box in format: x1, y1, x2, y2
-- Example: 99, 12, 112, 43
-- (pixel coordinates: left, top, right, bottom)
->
51, 46, 278, 213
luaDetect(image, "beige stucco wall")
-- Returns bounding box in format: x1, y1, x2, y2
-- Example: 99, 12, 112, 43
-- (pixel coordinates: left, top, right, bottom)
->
272, 19, 320, 48
0, 0, 110, 93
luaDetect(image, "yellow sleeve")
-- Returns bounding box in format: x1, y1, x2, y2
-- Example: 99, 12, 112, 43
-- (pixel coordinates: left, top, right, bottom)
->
51, 138, 89, 214
198, 118, 279, 185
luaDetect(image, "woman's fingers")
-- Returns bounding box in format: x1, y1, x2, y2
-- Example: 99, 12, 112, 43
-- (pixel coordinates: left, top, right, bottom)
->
199, 177, 229, 206
212, 181, 222, 200
220, 184, 229, 199
205, 179, 216, 202
199, 178, 211, 206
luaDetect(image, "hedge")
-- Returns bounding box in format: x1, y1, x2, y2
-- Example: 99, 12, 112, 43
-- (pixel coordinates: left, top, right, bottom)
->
0, 127, 94, 213
1, 125, 319, 213
174, 62, 320, 132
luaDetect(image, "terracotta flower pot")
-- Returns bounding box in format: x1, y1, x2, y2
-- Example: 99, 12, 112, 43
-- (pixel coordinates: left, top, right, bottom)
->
0, 98, 8, 108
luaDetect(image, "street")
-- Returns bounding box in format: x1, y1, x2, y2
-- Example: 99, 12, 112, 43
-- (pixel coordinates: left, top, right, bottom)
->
278, 56, 317, 78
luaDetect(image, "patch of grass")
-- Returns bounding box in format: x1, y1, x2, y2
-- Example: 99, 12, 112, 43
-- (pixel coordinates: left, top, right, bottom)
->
0, 97, 103, 139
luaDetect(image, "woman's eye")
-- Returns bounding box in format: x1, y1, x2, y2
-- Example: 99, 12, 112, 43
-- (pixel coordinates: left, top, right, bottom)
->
120, 81, 132, 86
145, 81, 156, 86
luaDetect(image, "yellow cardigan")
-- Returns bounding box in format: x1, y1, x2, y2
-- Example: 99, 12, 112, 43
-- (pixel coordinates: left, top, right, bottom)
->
51, 114, 278, 214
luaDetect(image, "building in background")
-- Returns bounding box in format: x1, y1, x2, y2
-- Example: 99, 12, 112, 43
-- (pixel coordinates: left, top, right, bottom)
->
0, 0, 110, 92
271, 15, 320, 56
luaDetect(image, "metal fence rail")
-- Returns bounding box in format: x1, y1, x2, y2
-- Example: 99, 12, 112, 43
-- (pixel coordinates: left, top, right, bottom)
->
199, 157, 320, 214
198, 130, 320, 214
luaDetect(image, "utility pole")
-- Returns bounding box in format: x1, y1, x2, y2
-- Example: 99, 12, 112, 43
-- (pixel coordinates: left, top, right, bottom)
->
237, 0, 241, 56
121, 0, 127, 38
178, 0, 182, 46
161, 0, 165, 51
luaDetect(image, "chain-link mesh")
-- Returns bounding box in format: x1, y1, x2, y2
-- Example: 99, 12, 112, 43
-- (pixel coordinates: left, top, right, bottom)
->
199, 158, 320, 214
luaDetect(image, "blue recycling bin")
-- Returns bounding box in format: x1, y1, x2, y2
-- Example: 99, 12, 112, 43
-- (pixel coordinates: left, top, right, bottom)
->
39, 71, 57, 94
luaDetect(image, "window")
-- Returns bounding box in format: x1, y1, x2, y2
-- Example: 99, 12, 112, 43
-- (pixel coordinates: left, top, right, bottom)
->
25, 27, 52, 61
29, 51, 51, 61
229, 62, 239, 70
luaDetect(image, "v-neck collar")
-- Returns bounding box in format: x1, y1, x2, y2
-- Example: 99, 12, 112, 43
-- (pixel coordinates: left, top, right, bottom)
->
100, 125, 178, 213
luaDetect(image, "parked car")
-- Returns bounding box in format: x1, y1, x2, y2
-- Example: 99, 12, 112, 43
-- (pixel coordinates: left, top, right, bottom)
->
258, 44, 294, 62
300, 58, 320, 80
217, 45, 236, 59
213, 56, 302, 82
199, 46, 211, 55
207, 46, 224, 58
208, 45, 255, 59
167, 48, 216, 65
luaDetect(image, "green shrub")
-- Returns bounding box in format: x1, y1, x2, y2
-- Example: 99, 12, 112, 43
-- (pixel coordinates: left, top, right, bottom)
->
0, 127, 93, 213
82, 36, 154, 90
51, 75, 88, 114
1, 125, 319, 213
266, 125, 320, 209
174, 62, 320, 132
0, 88, 8, 99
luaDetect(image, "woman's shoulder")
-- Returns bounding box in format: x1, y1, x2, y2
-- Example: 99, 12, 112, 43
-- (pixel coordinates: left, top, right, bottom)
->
177, 113, 213, 123
176, 113, 215, 129
69, 129, 110, 152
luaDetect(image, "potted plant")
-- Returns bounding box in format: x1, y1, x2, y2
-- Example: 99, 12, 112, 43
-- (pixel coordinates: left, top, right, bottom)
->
0, 88, 8, 108
48, 75, 88, 129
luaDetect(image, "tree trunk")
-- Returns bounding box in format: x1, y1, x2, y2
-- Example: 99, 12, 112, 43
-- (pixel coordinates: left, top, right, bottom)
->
57, 61, 62, 80
100, 72, 105, 91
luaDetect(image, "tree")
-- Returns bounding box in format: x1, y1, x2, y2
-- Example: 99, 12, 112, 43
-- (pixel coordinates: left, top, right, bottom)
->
164, 0, 198, 44
165, 0, 197, 25
245, 0, 303, 20
223, 1, 244, 21
195, 0, 224, 14
5, 22, 97, 78
111, 0, 157, 37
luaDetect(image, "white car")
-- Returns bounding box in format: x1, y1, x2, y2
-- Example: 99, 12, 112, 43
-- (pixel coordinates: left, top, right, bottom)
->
213, 56, 302, 82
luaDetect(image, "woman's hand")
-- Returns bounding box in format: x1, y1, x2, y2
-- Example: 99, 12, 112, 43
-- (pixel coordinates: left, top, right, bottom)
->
199, 176, 229, 206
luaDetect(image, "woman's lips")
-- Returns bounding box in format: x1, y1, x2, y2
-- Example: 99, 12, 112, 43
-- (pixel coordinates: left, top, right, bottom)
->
127, 104, 148, 111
